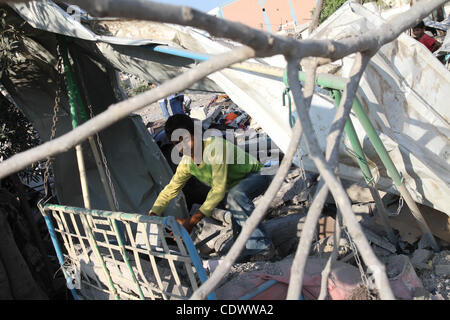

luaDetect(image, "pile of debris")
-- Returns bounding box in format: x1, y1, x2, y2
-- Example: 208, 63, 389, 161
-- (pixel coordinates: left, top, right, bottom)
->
205, 195, 450, 300
135, 90, 450, 300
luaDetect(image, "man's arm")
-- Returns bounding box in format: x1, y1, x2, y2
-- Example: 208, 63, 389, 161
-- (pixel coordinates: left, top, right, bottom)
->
177, 142, 229, 233
175, 162, 227, 233
149, 161, 192, 216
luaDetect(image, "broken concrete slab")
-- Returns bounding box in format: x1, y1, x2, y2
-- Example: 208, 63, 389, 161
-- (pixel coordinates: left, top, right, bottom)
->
362, 226, 396, 254
263, 213, 307, 257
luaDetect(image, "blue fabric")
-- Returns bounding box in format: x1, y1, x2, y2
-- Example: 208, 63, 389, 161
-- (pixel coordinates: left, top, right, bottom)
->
168, 94, 185, 115
225, 171, 274, 258
158, 99, 170, 120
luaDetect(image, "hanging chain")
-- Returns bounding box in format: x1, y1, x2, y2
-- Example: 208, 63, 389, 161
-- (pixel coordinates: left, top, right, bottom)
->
395, 195, 404, 216
86, 103, 120, 211
43, 47, 64, 199
343, 227, 375, 299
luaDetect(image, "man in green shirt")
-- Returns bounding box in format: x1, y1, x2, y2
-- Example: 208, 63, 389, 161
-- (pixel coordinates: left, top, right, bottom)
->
149, 114, 275, 260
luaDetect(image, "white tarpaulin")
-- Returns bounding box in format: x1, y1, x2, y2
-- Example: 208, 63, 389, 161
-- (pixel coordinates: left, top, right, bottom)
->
309, 2, 450, 215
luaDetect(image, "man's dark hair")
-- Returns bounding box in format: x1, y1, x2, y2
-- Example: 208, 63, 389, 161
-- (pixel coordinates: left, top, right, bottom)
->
164, 114, 194, 139
414, 21, 425, 29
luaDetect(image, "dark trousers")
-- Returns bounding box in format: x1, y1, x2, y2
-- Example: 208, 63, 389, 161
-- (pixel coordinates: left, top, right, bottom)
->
225, 171, 274, 257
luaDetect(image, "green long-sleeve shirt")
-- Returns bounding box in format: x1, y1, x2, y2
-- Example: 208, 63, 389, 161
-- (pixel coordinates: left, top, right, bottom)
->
151, 136, 262, 216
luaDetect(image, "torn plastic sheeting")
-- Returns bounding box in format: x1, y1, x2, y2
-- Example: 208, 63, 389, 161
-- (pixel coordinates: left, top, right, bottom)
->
424, 16, 450, 31
310, 2, 450, 215
10, 1, 222, 93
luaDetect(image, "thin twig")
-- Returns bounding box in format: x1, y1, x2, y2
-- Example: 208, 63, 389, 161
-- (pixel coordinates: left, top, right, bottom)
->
9, 0, 445, 59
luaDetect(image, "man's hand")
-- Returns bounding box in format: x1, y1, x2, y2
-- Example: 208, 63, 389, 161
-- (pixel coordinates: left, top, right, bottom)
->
176, 210, 205, 234
148, 210, 157, 216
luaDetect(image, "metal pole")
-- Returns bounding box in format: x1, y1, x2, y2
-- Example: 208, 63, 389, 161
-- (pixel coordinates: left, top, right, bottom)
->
351, 96, 439, 252
37, 201, 79, 300
332, 90, 397, 246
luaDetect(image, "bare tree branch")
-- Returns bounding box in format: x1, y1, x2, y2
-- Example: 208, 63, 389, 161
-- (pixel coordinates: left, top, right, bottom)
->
318, 212, 342, 300
309, 0, 324, 35
0, 0, 445, 179
286, 50, 375, 299
0, 46, 255, 179
286, 57, 394, 300
6, 0, 444, 59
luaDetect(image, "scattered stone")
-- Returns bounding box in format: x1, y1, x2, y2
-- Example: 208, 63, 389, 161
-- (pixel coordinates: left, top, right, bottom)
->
418, 234, 433, 250
434, 265, 450, 277
410, 249, 433, 270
